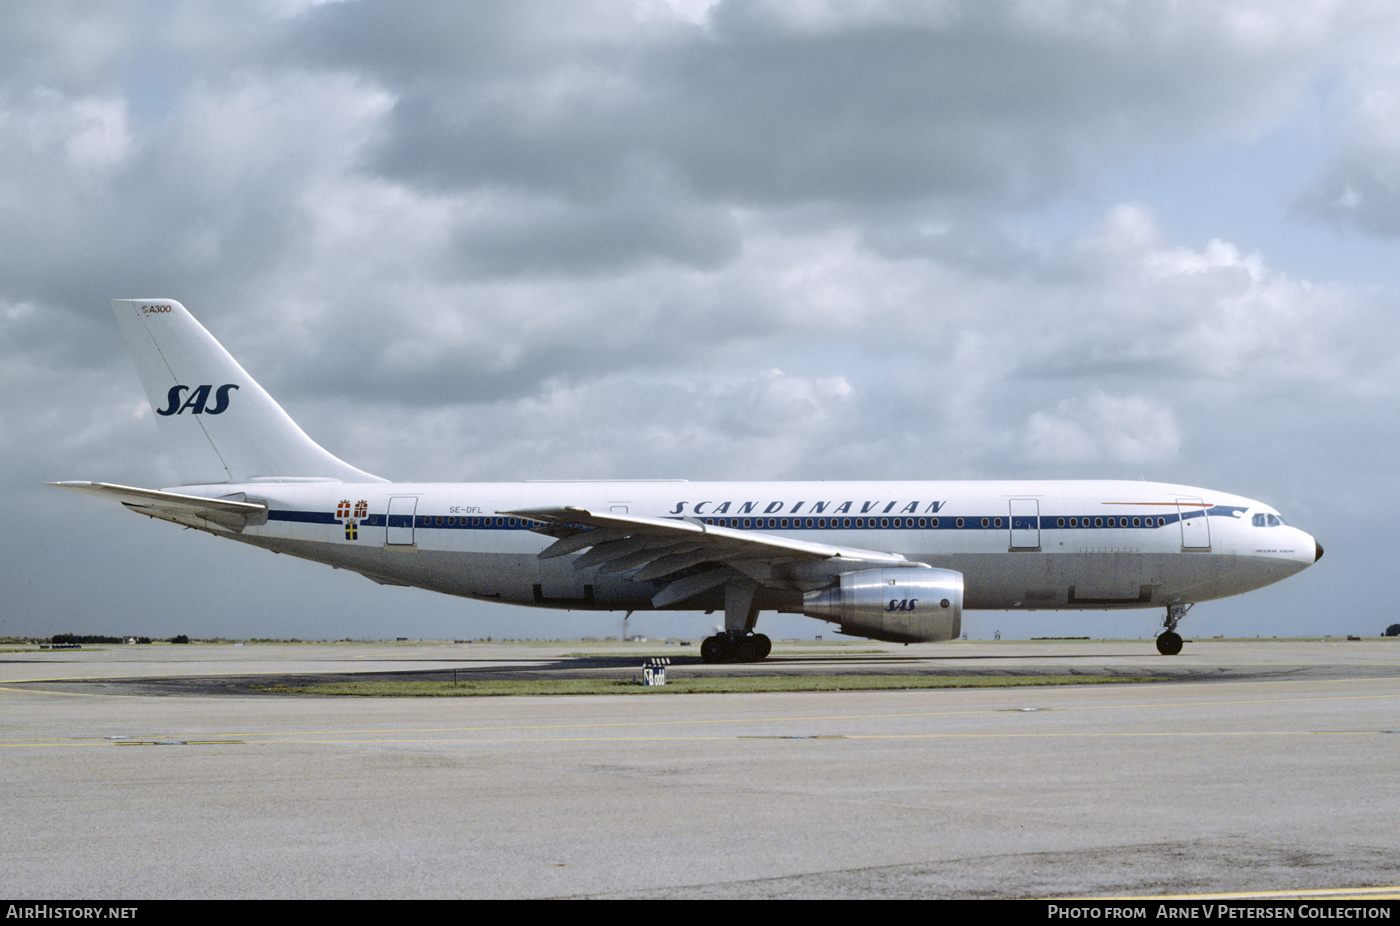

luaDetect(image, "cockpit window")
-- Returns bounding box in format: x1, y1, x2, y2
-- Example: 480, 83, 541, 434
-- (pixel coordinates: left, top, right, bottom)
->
1252, 513, 1285, 527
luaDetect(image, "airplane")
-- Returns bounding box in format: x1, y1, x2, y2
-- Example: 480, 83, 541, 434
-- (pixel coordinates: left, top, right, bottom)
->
53, 299, 1323, 660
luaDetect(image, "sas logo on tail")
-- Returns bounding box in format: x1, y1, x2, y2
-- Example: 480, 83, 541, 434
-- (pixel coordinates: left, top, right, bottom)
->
156, 384, 238, 416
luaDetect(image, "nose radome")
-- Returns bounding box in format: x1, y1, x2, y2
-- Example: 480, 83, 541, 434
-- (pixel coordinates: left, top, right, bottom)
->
1314, 540, 1324, 562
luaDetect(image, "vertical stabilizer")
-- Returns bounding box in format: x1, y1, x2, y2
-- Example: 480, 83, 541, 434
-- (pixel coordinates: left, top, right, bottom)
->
113, 299, 384, 485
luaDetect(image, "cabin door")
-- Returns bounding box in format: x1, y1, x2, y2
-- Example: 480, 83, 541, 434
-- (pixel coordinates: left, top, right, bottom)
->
387, 496, 418, 546
1176, 498, 1211, 551
1009, 498, 1040, 551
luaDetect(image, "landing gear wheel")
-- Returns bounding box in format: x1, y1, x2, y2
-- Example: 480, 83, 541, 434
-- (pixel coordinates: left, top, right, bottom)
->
1156, 631, 1183, 656
1157, 603, 1192, 656
701, 632, 772, 663
700, 635, 727, 664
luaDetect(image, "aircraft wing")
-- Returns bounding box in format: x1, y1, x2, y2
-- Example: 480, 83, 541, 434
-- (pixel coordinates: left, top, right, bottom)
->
50, 481, 268, 532
503, 505, 925, 607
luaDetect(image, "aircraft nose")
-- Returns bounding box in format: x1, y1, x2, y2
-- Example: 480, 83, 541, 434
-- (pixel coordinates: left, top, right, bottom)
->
1314, 539, 1324, 562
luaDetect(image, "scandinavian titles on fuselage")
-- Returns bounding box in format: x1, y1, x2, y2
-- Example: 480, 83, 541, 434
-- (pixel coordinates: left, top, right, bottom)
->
668, 499, 947, 516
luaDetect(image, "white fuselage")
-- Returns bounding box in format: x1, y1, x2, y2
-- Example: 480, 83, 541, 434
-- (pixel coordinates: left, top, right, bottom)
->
66, 301, 1323, 652
161, 478, 1318, 616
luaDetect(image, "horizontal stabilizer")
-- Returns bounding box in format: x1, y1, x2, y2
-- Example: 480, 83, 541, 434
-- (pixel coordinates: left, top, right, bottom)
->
51, 481, 267, 532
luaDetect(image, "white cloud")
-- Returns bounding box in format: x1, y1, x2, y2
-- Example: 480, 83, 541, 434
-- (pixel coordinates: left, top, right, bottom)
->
0, 88, 132, 198
1297, 51, 1400, 236
1023, 393, 1180, 464
1, 1, 1396, 640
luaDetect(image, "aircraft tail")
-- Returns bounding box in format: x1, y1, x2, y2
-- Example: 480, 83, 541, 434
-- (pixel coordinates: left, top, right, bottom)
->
112, 299, 385, 486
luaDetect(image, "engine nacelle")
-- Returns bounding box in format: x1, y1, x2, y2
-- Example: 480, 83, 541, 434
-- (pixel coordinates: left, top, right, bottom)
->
802, 568, 964, 643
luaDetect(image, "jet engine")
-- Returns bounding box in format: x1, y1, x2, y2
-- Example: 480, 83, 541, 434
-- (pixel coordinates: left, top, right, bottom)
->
802, 568, 963, 643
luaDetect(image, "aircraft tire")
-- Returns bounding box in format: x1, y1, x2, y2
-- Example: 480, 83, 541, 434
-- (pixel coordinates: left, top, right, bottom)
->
753, 633, 772, 660
735, 637, 758, 662
1156, 631, 1183, 656
700, 635, 727, 663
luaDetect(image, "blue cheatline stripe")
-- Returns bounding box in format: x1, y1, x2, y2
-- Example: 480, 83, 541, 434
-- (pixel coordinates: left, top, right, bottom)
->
266, 505, 1247, 532
267, 510, 338, 525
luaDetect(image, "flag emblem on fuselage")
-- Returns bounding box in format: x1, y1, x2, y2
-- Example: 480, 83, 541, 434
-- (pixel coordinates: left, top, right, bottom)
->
337, 499, 369, 540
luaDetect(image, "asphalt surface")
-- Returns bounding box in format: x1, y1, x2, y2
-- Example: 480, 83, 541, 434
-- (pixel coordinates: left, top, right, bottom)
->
3, 639, 1397, 899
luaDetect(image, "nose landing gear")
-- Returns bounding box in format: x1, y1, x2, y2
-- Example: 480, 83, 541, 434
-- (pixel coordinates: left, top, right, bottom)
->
1157, 602, 1192, 655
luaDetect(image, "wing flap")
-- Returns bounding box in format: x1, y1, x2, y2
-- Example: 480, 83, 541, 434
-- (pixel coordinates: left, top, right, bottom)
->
630, 546, 719, 582
539, 529, 627, 559
573, 535, 661, 570
650, 566, 740, 609
594, 541, 706, 575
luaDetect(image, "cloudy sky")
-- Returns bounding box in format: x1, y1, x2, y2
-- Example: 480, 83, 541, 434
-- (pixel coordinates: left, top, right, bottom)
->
5, 0, 1396, 643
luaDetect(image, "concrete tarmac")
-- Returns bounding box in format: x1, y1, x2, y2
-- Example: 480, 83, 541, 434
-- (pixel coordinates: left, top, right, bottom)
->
2, 639, 1398, 899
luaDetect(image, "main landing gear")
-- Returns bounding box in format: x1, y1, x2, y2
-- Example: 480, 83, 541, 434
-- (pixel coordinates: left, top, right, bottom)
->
701, 631, 772, 663
700, 580, 772, 662
1156, 603, 1192, 656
